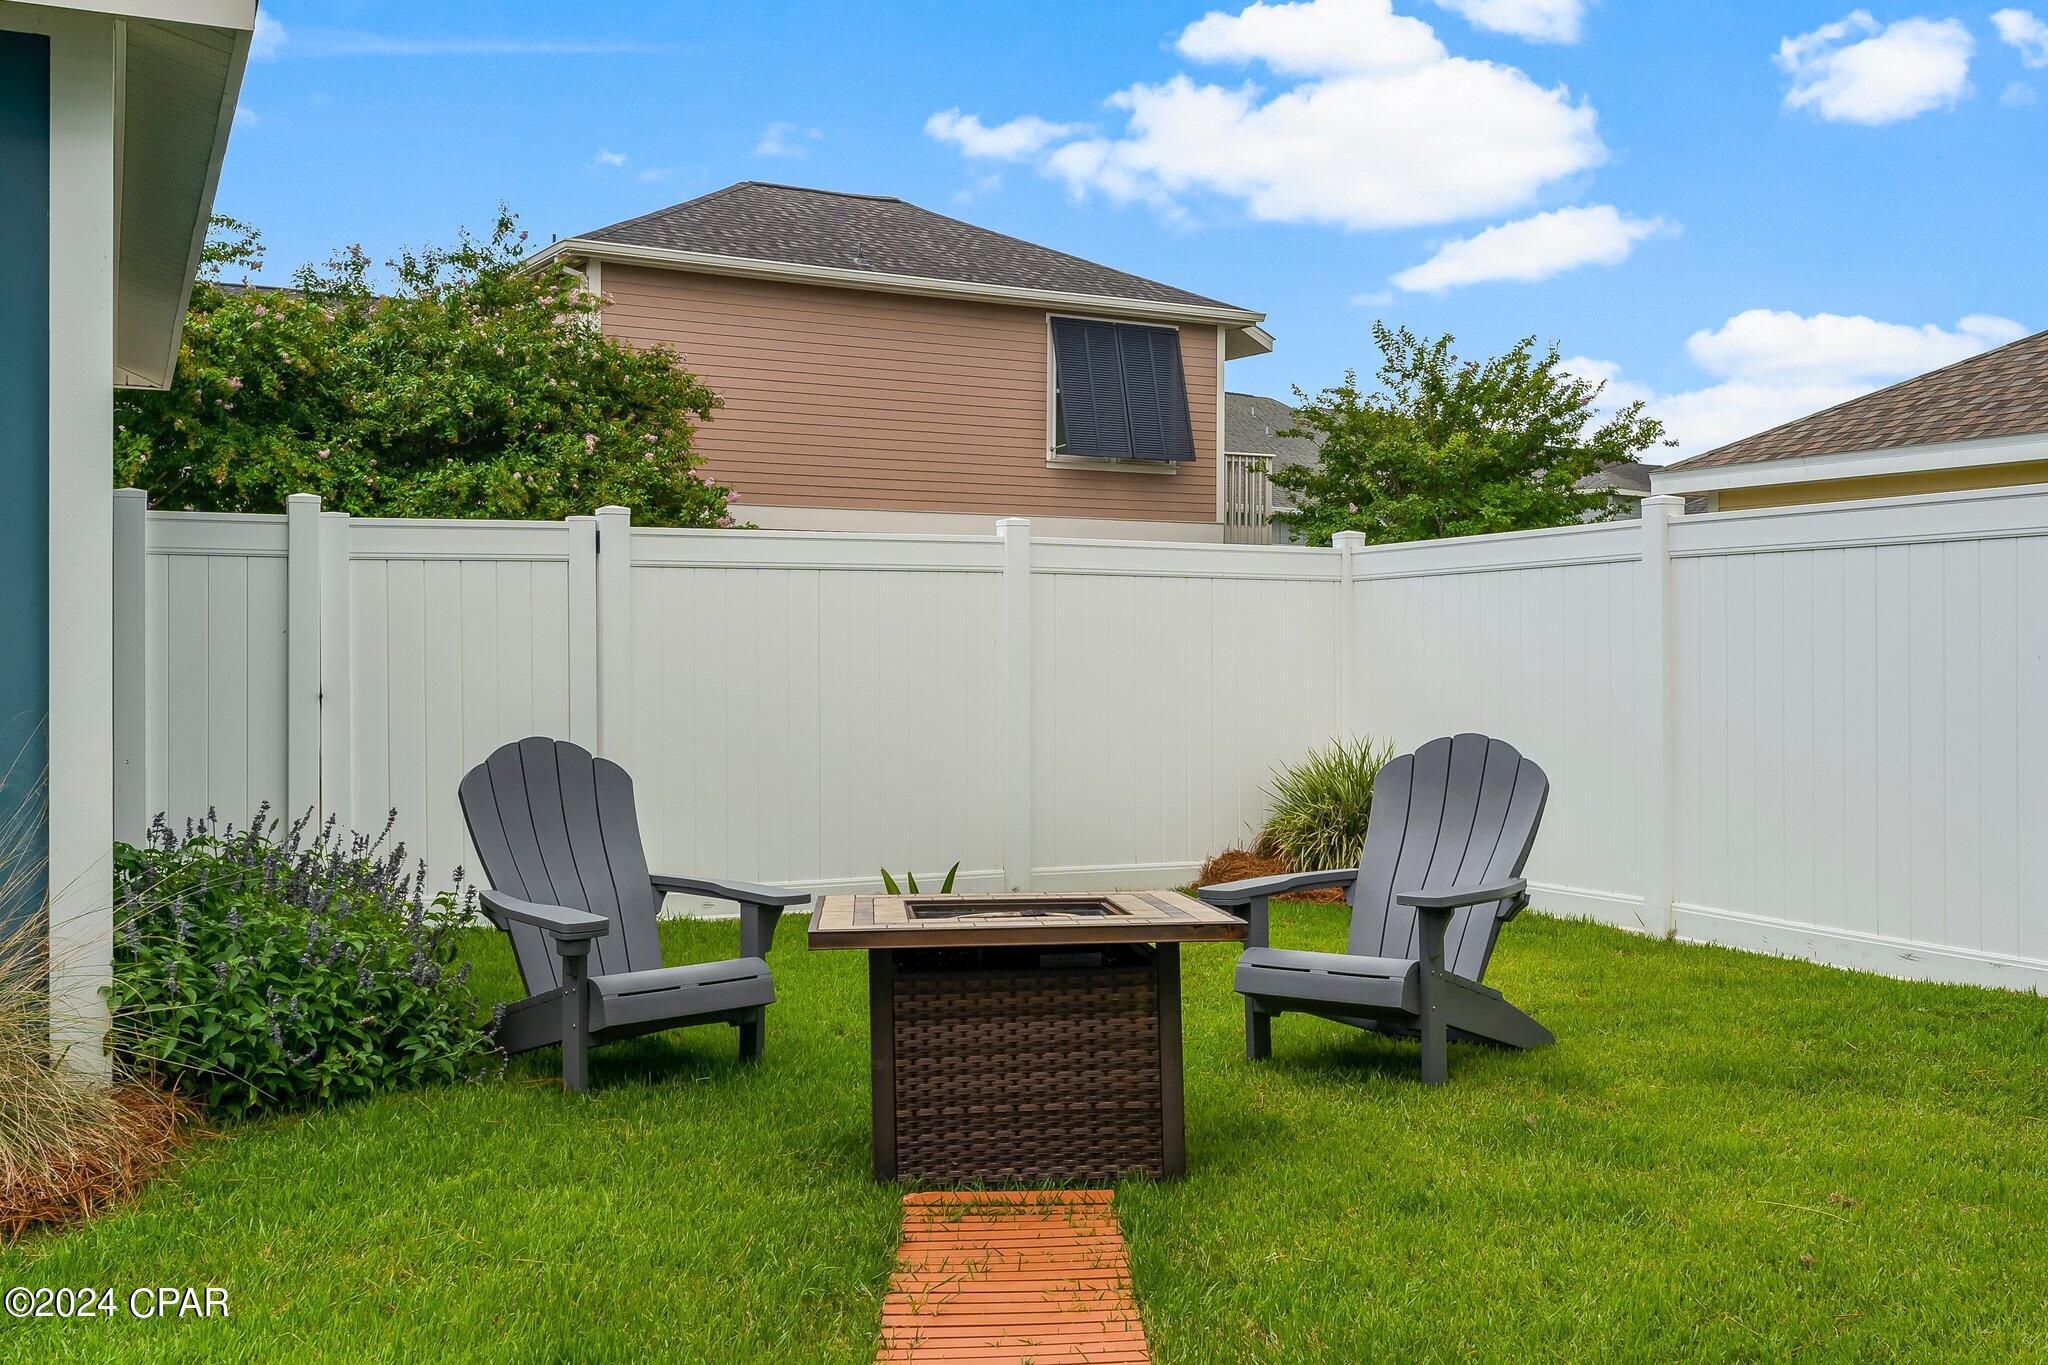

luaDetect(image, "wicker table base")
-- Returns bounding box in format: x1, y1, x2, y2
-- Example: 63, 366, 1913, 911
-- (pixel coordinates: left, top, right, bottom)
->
872, 943, 1182, 1184
810, 892, 1245, 1186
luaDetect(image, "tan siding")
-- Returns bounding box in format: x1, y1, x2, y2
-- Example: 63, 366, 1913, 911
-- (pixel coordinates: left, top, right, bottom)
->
601, 266, 1221, 523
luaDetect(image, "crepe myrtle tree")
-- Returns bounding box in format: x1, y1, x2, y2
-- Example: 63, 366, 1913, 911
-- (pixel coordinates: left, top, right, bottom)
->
1272, 322, 1668, 546
115, 210, 736, 525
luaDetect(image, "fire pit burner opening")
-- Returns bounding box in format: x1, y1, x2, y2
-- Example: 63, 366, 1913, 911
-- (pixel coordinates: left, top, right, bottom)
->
906, 897, 1128, 921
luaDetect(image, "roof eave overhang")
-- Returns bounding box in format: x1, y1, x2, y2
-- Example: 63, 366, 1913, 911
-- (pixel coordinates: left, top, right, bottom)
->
1226, 324, 1274, 359
535, 236, 1269, 333
1651, 429, 2048, 495
114, 5, 257, 389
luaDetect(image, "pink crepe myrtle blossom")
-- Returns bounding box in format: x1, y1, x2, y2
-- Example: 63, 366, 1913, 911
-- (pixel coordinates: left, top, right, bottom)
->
582, 433, 598, 453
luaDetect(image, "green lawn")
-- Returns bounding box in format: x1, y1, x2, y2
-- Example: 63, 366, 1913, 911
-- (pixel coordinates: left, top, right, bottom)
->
5, 903, 2045, 1361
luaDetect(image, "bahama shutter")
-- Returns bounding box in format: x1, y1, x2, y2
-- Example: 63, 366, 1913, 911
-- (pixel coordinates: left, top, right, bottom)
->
1051, 318, 1195, 462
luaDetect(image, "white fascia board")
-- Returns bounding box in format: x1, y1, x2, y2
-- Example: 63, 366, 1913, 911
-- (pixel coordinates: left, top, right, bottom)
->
1650, 430, 2048, 495
11, 1, 255, 28
532, 237, 1268, 331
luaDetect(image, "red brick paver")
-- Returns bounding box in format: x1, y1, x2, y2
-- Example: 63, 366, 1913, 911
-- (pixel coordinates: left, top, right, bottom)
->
878, 1190, 1150, 1364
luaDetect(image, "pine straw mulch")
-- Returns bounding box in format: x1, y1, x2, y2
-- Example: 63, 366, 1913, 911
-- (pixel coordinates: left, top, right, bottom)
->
1195, 848, 1348, 904
1, 1082, 195, 1245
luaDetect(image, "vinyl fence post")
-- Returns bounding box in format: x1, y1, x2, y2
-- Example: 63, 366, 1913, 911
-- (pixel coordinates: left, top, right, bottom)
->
286, 494, 323, 824
997, 518, 1034, 891
317, 509, 353, 827
1331, 530, 1366, 737
1641, 494, 1683, 938
566, 515, 600, 751
111, 489, 148, 846
595, 506, 633, 760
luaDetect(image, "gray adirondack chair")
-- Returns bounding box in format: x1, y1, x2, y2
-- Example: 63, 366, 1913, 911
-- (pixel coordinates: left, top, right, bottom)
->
1198, 733, 1552, 1084
458, 737, 809, 1091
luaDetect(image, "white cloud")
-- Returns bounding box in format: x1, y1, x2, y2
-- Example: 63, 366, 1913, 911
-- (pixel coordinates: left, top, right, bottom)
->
1994, 9, 2048, 66
1351, 288, 1395, 307
233, 106, 260, 130
1777, 12, 1973, 124
756, 122, 822, 158
925, 111, 1085, 160
1573, 310, 2028, 460
593, 147, 628, 168
1391, 204, 1665, 291
1431, 0, 1586, 44
925, 0, 1606, 230
251, 12, 286, 59
2004, 80, 2040, 104
1684, 309, 2024, 384
1177, 0, 1446, 74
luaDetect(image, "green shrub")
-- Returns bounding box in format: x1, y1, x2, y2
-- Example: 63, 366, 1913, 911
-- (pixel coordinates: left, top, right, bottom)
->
108, 808, 497, 1119
115, 212, 735, 527
1259, 736, 1395, 873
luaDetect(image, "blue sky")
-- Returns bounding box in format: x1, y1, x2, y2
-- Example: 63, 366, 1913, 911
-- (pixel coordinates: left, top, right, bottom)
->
223, 1, 2048, 459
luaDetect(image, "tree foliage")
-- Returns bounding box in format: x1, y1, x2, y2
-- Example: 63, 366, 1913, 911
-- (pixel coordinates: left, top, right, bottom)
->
115, 212, 735, 525
1272, 322, 1667, 546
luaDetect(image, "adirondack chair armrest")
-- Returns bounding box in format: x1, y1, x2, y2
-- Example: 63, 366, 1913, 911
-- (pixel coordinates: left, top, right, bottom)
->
648, 873, 811, 908
1396, 877, 1528, 913
1195, 869, 1357, 907
649, 874, 810, 958
479, 890, 610, 942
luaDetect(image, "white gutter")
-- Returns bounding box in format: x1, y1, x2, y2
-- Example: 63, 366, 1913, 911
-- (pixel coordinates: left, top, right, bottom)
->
1650, 430, 2048, 496
532, 236, 1270, 333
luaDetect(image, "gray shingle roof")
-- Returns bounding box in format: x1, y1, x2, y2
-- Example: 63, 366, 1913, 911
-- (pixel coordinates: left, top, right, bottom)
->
1574, 460, 1651, 495
578, 182, 1246, 314
1224, 393, 1318, 464
1665, 326, 2048, 472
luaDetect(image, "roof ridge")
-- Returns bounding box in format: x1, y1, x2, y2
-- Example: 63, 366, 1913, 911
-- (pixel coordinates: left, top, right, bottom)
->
1667, 324, 2048, 471
736, 180, 902, 202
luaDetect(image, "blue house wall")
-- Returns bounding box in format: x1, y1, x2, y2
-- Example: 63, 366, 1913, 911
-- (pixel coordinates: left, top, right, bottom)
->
0, 32, 50, 938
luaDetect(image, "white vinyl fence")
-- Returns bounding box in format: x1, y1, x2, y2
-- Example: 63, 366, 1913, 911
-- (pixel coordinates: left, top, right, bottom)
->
114, 485, 2048, 992
114, 495, 1343, 915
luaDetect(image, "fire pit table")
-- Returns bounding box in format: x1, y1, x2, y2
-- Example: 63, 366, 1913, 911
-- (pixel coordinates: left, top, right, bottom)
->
809, 891, 1245, 1184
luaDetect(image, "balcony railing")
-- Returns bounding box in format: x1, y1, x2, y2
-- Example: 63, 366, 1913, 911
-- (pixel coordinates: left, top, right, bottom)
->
1224, 453, 1274, 544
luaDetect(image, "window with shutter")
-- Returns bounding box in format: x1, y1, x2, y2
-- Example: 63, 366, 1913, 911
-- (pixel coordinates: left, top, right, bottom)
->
1050, 317, 1196, 462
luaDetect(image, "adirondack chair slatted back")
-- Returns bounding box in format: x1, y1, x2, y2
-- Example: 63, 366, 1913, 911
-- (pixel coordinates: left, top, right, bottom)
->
458, 737, 665, 993
1349, 734, 1548, 979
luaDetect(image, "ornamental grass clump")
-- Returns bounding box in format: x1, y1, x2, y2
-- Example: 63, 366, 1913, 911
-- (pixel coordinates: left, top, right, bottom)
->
0, 772, 191, 1243
109, 807, 498, 1119
1258, 736, 1396, 874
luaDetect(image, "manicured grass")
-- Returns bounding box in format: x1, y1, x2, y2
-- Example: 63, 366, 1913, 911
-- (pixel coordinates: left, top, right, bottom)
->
5, 904, 2045, 1361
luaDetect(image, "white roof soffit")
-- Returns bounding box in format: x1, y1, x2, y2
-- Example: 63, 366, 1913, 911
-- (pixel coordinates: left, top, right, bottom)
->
1225, 324, 1273, 359
534, 237, 1269, 333
114, 5, 256, 389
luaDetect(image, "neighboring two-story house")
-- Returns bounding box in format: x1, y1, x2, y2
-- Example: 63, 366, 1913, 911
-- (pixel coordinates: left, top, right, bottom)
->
533, 182, 1274, 540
